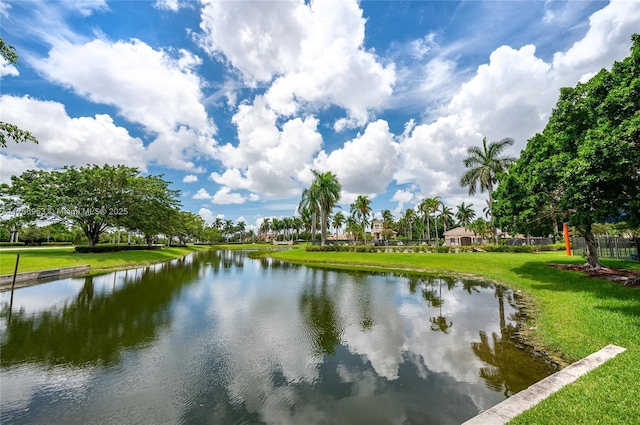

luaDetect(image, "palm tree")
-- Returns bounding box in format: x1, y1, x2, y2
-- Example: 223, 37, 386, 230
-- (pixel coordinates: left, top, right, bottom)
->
236, 220, 246, 243
259, 217, 271, 241
331, 211, 346, 239
300, 170, 342, 246
223, 219, 234, 242
403, 208, 416, 241
380, 209, 395, 241
418, 197, 440, 244
350, 195, 372, 243
439, 203, 455, 234
460, 137, 515, 243
456, 202, 476, 227
292, 216, 303, 240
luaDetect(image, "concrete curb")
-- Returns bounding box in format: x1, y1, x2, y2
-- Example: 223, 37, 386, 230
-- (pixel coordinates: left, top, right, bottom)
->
463, 344, 627, 425
0, 265, 90, 291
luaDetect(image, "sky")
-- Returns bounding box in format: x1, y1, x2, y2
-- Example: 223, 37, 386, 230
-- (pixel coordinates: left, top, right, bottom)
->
1, 0, 639, 231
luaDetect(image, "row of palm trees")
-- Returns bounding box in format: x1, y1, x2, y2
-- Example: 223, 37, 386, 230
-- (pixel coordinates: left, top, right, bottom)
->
292, 136, 515, 245
210, 136, 514, 246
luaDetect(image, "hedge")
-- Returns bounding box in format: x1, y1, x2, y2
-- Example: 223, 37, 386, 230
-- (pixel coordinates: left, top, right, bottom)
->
306, 243, 567, 254
75, 244, 163, 253
0, 242, 26, 247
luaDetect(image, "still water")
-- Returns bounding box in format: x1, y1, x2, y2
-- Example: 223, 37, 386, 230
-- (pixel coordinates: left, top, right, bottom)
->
0, 250, 555, 424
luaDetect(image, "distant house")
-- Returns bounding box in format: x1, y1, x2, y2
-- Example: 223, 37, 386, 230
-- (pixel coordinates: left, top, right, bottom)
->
371, 219, 397, 240
443, 227, 487, 246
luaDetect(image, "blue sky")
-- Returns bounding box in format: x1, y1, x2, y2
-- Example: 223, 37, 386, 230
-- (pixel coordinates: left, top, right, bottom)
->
1, 0, 638, 231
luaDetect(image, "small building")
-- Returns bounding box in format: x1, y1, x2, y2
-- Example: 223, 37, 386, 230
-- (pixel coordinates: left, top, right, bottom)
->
443, 227, 487, 246
371, 219, 397, 241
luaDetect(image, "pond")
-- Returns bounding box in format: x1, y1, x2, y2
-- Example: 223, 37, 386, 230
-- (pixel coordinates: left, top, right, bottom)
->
0, 250, 556, 424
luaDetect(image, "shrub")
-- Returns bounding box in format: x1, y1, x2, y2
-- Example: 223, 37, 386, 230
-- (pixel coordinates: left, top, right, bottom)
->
0, 242, 25, 247
75, 244, 163, 253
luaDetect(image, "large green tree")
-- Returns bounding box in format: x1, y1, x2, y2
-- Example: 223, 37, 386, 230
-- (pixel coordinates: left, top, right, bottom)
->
493, 34, 640, 268
460, 137, 515, 243
2, 165, 180, 246
0, 37, 38, 148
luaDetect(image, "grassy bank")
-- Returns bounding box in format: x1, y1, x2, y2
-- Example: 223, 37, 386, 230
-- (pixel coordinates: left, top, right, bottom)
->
0, 245, 211, 275
270, 249, 640, 424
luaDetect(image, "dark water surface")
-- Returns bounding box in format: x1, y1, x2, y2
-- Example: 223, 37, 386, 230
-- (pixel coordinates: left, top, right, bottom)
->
0, 250, 555, 424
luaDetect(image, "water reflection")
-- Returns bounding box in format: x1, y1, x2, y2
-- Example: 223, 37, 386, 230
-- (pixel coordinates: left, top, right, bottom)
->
0, 250, 556, 425
471, 287, 554, 397
0, 255, 203, 367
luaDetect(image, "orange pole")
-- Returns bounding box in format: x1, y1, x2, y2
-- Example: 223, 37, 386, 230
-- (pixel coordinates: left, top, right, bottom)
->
563, 223, 571, 256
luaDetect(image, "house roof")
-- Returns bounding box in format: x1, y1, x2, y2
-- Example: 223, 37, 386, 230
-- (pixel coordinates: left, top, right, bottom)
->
443, 226, 478, 237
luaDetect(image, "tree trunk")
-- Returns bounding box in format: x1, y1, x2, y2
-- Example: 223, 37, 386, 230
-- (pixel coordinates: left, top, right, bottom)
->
320, 212, 327, 246
578, 225, 602, 269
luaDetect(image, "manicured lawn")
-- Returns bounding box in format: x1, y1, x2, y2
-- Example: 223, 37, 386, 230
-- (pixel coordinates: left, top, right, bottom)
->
0, 245, 211, 275
270, 248, 640, 424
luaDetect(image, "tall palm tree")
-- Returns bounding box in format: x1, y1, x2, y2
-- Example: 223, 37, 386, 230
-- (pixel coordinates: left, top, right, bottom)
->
418, 197, 440, 244
456, 202, 476, 227
236, 220, 246, 243
460, 137, 515, 243
301, 170, 342, 246
439, 203, 455, 234
350, 195, 372, 243
259, 217, 271, 241
403, 208, 416, 241
331, 211, 346, 239
381, 209, 394, 241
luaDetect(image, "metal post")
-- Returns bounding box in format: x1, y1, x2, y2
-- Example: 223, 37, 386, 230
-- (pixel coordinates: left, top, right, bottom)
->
11, 254, 20, 291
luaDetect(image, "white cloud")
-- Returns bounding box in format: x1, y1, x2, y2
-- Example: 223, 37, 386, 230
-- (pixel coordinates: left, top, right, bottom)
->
211, 187, 249, 205
395, 0, 640, 208
390, 189, 415, 215
182, 174, 198, 183
33, 38, 217, 171
312, 120, 399, 200
193, 188, 212, 200
199, 0, 395, 125
61, 0, 108, 17
198, 207, 215, 224
154, 0, 180, 12
0, 57, 19, 77
552, 0, 640, 85
212, 97, 323, 198
0, 95, 147, 176
0, 154, 41, 184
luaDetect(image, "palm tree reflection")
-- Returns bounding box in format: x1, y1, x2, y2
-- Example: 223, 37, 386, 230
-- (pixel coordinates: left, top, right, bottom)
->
299, 269, 343, 355
471, 286, 555, 397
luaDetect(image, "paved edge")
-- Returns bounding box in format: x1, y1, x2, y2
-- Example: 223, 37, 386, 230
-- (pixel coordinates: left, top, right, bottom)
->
0, 265, 91, 291
462, 344, 627, 425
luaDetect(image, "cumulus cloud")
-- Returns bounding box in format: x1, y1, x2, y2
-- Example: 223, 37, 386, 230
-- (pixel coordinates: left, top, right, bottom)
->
198, 207, 215, 224
193, 188, 212, 200
0, 154, 41, 184
0, 95, 147, 177
199, 0, 395, 125
154, 0, 180, 12
312, 119, 399, 202
211, 96, 323, 198
395, 0, 640, 209
0, 57, 19, 77
183, 174, 198, 183
211, 187, 259, 205
33, 38, 216, 171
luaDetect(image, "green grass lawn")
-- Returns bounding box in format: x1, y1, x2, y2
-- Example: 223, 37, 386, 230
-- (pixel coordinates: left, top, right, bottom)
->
0, 245, 211, 275
270, 248, 640, 424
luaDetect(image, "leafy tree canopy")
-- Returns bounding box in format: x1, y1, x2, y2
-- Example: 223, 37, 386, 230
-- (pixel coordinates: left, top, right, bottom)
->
0, 36, 38, 148
493, 34, 640, 267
